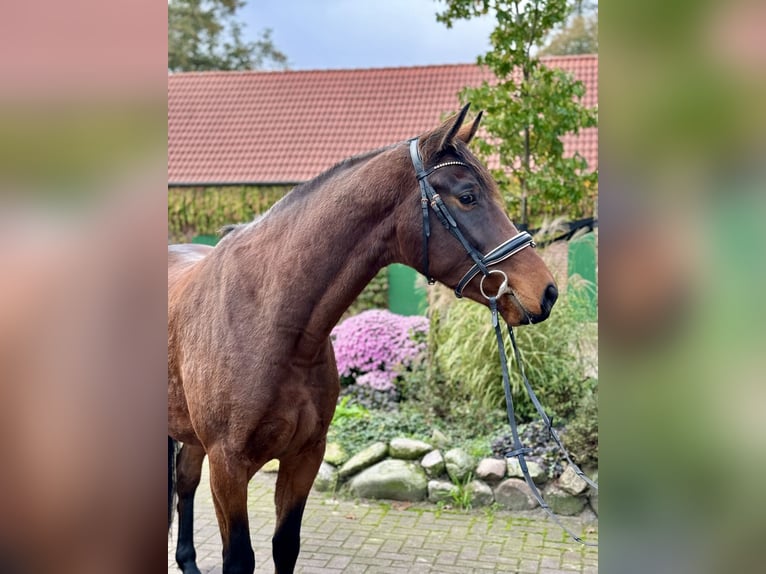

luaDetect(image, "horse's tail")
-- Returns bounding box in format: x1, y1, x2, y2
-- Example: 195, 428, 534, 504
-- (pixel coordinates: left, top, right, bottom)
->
168, 436, 179, 533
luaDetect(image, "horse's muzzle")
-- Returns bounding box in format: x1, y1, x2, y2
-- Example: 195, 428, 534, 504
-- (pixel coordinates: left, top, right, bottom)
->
527, 283, 558, 324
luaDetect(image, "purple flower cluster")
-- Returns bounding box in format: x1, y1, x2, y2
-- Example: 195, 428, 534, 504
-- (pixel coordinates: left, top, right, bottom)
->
331, 310, 429, 392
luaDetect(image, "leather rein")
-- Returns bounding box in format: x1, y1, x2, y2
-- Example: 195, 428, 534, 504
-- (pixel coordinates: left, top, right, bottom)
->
409, 137, 598, 546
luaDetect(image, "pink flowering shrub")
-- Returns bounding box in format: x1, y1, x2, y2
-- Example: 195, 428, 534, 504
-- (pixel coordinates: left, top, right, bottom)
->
331, 310, 429, 392
355, 371, 396, 392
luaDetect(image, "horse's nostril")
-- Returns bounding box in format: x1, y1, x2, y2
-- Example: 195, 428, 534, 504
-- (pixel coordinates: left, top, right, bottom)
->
542, 283, 559, 312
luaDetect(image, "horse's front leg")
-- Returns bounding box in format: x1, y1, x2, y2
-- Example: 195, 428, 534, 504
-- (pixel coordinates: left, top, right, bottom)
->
208, 446, 255, 574
272, 442, 325, 574
175, 443, 206, 574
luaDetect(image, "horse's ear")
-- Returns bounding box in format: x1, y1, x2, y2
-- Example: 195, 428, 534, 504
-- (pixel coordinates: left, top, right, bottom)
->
438, 103, 472, 150
457, 110, 482, 144
421, 103, 472, 159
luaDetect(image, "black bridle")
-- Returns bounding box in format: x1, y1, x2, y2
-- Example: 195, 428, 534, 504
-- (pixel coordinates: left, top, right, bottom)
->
408, 138, 535, 297
409, 137, 598, 546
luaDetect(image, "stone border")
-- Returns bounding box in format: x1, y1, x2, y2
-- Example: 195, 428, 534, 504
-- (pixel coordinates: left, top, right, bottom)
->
305, 436, 597, 517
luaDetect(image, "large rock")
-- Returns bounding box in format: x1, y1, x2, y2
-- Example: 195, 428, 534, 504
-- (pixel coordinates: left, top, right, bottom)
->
349, 459, 427, 501
558, 464, 588, 495
338, 442, 388, 479
313, 461, 338, 492
475, 458, 506, 484
506, 458, 547, 484
323, 442, 348, 466
468, 480, 495, 507
421, 450, 445, 478
543, 483, 587, 516
444, 448, 474, 483
389, 438, 433, 460
428, 479, 457, 503
494, 478, 538, 511
431, 429, 449, 449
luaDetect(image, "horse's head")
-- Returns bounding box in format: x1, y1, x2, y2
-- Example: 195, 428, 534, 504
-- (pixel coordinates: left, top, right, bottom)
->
398, 104, 558, 326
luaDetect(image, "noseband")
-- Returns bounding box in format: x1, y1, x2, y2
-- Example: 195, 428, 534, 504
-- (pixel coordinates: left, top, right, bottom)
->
408, 138, 535, 298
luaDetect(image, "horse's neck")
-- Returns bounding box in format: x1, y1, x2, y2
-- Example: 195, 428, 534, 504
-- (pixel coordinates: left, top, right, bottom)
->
228, 150, 405, 353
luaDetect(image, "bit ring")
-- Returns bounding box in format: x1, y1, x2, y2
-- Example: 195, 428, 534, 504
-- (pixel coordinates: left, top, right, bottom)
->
479, 269, 510, 300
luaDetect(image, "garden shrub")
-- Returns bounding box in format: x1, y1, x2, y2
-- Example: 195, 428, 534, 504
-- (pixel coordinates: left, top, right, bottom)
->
327, 398, 504, 462
331, 396, 369, 425
331, 309, 428, 393
326, 405, 434, 457
397, 357, 506, 442
339, 383, 399, 411
429, 290, 594, 423
560, 381, 599, 468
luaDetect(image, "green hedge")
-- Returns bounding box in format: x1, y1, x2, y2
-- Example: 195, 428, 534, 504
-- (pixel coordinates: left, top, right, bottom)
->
345, 271, 388, 316
168, 185, 291, 243
168, 185, 389, 311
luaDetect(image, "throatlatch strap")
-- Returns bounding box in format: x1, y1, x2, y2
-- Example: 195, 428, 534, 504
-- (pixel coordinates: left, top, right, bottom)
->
489, 297, 597, 547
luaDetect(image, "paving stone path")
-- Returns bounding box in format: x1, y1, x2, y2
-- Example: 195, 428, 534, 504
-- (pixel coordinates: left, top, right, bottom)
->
168, 464, 598, 573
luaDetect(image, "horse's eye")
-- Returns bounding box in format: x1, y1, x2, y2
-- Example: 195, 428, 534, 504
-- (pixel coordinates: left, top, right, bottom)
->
459, 193, 476, 205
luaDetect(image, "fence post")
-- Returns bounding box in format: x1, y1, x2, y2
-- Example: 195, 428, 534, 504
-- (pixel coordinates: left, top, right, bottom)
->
387, 264, 427, 316
191, 234, 218, 246
567, 232, 597, 321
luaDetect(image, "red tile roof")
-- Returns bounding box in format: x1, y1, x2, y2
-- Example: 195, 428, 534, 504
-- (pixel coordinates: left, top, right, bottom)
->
168, 55, 597, 185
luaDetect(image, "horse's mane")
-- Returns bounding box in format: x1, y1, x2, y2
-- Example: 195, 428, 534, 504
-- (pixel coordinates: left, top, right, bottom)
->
216, 147, 393, 240
218, 223, 243, 238
220, 143, 399, 233
218, 214, 264, 239
289, 143, 398, 198
218, 135, 494, 239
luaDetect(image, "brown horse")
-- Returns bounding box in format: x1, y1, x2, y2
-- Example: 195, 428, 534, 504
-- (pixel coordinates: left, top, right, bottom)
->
167, 105, 558, 574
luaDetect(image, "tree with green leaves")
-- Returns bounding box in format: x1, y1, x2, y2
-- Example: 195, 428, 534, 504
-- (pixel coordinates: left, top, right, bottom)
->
169, 0, 288, 72
539, 0, 598, 56
539, 13, 598, 56
437, 0, 598, 227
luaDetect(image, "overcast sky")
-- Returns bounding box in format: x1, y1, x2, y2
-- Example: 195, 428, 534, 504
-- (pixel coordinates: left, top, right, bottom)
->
241, 0, 496, 70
